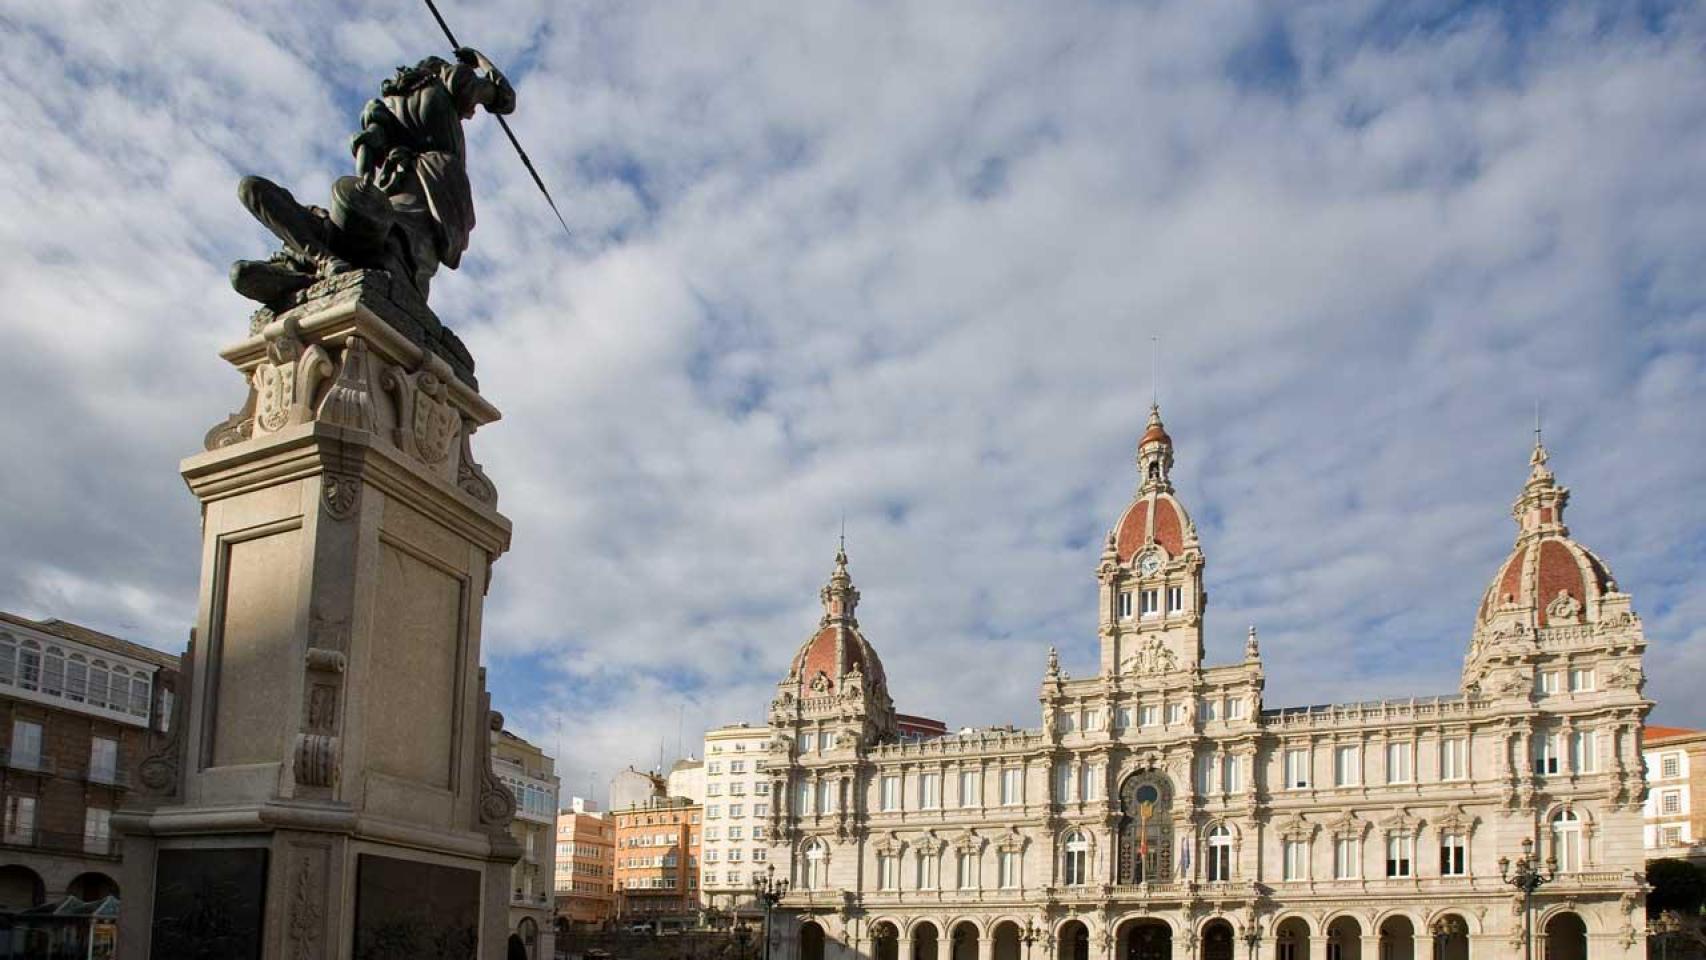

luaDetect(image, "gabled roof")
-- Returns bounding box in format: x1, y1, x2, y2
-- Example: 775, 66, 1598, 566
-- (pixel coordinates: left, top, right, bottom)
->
0, 611, 179, 671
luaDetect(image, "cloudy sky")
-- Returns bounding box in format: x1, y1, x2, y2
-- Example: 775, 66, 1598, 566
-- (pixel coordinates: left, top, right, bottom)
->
3, 0, 1704, 803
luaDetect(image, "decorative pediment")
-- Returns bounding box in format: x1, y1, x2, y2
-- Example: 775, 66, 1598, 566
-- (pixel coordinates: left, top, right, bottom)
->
810, 670, 832, 694
1380, 808, 1419, 835
872, 832, 904, 855
914, 831, 947, 855
1276, 813, 1313, 841
952, 830, 983, 853
1604, 663, 1642, 690
997, 828, 1028, 853
1328, 810, 1366, 840
1545, 590, 1582, 622
1434, 804, 1478, 836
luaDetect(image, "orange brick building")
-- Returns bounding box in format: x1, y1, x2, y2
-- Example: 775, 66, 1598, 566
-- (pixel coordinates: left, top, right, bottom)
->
556, 798, 616, 930
613, 796, 700, 931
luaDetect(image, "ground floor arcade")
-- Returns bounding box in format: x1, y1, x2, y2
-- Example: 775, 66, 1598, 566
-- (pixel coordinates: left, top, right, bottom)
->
774, 896, 1636, 960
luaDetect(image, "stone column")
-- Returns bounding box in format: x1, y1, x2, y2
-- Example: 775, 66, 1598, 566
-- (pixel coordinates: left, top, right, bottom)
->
1359, 934, 1381, 960
115, 278, 520, 959
1308, 935, 1329, 960
979, 936, 995, 960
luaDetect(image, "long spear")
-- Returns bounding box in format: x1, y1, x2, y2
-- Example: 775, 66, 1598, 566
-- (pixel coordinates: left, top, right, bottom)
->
421, 0, 574, 242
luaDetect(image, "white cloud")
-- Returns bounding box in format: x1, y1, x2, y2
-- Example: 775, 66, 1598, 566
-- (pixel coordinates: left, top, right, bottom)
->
1, 1, 1703, 801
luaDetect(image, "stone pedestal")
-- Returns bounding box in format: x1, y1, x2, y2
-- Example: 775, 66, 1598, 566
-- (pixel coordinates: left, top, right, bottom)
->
115, 276, 521, 959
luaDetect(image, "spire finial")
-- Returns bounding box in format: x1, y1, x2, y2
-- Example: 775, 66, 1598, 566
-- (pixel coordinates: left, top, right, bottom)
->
1150, 335, 1159, 407
1245, 624, 1260, 660
838, 514, 847, 563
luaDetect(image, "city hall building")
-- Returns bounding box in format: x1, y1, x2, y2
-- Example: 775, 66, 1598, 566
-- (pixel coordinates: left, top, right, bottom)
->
763, 407, 1651, 960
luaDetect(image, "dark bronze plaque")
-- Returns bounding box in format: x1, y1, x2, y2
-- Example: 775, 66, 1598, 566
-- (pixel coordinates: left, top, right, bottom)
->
353, 853, 480, 959
150, 847, 269, 960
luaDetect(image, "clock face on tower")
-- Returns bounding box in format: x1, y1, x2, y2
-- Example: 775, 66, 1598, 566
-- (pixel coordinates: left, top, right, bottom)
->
1139, 551, 1161, 576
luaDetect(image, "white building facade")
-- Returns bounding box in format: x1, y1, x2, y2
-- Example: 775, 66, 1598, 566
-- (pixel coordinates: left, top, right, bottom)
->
765, 408, 1652, 960
703, 722, 775, 919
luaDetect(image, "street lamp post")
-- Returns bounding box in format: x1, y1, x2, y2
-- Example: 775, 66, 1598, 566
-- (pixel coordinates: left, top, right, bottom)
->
1429, 916, 1467, 960
1242, 929, 1260, 960
755, 863, 791, 960
1499, 837, 1557, 960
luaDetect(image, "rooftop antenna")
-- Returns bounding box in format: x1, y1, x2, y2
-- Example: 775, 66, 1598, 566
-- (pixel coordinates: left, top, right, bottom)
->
1534, 399, 1543, 447
839, 513, 847, 554
1150, 335, 1160, 406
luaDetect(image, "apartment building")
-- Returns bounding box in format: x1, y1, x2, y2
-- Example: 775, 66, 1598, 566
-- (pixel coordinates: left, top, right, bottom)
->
493, 729, 561, 959
1644, 725, 1706, 863
0, 613, 177, 912
701, 723, 773, 920
613, 797, 701, 931
555, 797, 616, 930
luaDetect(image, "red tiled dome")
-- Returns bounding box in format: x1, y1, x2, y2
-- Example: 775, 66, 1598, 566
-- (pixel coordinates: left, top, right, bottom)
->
1478, 535, 1615, 627
792, 622, 887, 692
1114, 494, 1188, 562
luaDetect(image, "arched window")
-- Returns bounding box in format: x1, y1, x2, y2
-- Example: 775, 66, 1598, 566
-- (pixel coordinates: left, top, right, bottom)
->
0, 635, 14, 686
803, 839, 829, 890
41, 648, 64, 697
65, 656, 88, 703
1063, 829, 1089, 885
18, 642, 41, 692
88, 661, 110, 709
108, 667, 131, 714
1550, 810, 1581, 872
1206, 825, 1233, 881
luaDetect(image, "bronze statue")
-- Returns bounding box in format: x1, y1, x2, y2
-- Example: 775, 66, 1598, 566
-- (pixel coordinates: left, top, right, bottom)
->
230, 48, 515, 309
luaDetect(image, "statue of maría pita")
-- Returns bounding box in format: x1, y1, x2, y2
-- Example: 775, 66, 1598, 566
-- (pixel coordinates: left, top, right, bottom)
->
231, 47, 514, 308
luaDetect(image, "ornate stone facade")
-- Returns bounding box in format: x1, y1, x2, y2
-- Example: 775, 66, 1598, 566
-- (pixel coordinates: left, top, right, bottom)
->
766, 407, 1651, 960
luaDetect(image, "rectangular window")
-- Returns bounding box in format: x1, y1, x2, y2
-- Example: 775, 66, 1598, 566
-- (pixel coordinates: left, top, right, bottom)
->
1115, 707, 1134, 730
755, 803, 768, 818
0, 644, 13, 685
822, 732, 838, 750
708, 762, 722, 774
18, 647, 39, 691
754, 847, 767, 861
960, 771, 980, 807
878, 853, 898, 890
728, 826, 743, 840
1334, 838, 1358, 879
41, 653, 63, 697
65, 659, 87, 702
816, 781, 834, 813
1223, 756, 1242, 793
920, 772, 940, 809
1119, 591, 1134, 619
1534, 735, 1561, 776
1663, 790, 1682, 815
707, 783, 722, 796
1334, 746, 1360, 787
1386, 742, 1413, 784
1571, 731, 1597, 773
705, 849, 720, 862
1662, 827, 1683, 846
1139, 705, 1159, 728
4, 795, 34, 844
1200, 700, 1221, 723
86, 736, 117, 784
756, 781, 770, 795
1282, 840, 1306, 881
881, 775, 900, 812
1227, 698, 1246, 720
1569, 668, 1594, 692
730, 760, 746, 774
1167, 703, 1186, 725
1196, 755, 1217, 795
795, 780, 811, 815
730, 782, 746, 795
1140, 589, 1160, 618
1081, 763, 1102, 802
799, 732, 816, 753
1537, 671, 1560, 695
1440, 738, 1467, 781
1084, 709, 1103, 732
1000, 768, 1022, 806
1055, 764, 1073, 804
1284, 749, 1310, 790
1439, 834, 1466, 876
919, 852, 938, 889
957, 851, 975, 889
8, 721, 42, 770
1166, 585, 1183, 614
999, 850, 1019, 888
1661, 753, 1682, 779
1385, 835, 1413, 878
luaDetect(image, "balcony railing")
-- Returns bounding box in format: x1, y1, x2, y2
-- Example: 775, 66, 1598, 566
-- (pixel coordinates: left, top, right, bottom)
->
0, 828, 121, 860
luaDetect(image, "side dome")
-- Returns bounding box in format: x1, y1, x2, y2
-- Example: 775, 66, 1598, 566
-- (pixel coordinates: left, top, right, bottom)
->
1478, 440, 1618, 629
